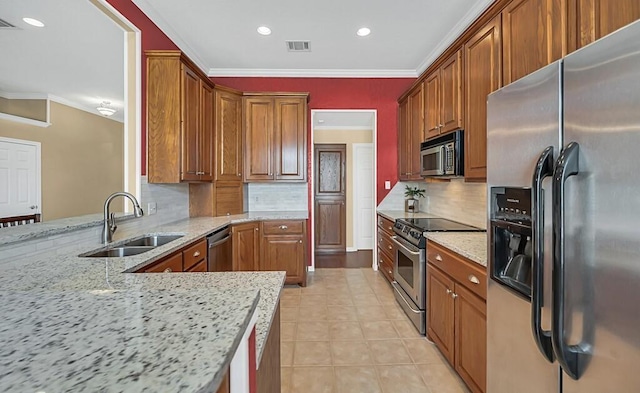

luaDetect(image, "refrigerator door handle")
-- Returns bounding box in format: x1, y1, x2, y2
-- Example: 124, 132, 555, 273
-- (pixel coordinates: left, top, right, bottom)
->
552, 142, 589, 380
531, 146, 555, 363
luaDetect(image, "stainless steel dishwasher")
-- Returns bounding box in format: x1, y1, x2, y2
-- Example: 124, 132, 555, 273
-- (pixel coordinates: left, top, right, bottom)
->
207, 225, 232, 272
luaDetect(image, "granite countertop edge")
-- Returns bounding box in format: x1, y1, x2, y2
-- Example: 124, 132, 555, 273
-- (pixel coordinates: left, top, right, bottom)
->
425, 232, 488, 267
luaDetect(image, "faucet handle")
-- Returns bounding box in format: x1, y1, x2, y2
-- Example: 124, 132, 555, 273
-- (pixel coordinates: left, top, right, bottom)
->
109, 212, 118, 233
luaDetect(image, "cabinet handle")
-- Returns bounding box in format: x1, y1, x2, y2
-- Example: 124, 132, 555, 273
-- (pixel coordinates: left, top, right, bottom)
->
468, 275, 480, 285
237, 173, 241, 176
255, 228, 259, 231
388, 226, 392, 231
388, 245, 392, 250
299, 240, 303, 243
280, 225, 288, 230
163, 268, 172, 273
435, 254, 443, 261
451, 292, 458, 299
193, 251, 200, 257
388, 270, 393, 275
446, 289, 452, 295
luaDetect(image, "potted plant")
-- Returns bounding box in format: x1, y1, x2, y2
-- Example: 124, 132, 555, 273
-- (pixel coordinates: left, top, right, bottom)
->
404, 185, 425, 213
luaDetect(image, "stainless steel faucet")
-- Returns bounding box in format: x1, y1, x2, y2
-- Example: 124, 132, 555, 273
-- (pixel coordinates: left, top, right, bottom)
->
102, 192, 144, 243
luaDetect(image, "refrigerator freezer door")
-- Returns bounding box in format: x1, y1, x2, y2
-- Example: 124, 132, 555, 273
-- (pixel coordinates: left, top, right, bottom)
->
486, 62, 562, 392
561, 19, 640, 392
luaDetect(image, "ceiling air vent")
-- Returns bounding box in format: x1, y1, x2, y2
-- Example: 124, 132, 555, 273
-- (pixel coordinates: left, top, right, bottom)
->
0, 18, 16, 28
286, 41, 311, 52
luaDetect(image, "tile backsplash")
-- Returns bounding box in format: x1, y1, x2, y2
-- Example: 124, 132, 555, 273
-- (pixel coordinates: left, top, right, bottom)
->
246, 183, 308, 211
0, 176, 190, 265
378, 180, 487, 229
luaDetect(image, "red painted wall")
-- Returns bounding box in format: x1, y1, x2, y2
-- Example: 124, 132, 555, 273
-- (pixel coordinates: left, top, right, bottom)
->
210, 77, 414, 203
106, 0, 416, 202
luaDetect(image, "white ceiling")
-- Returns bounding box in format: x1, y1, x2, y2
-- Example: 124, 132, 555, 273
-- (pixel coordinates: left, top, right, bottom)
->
0, 0, 124, 122
133, 0, 494, 77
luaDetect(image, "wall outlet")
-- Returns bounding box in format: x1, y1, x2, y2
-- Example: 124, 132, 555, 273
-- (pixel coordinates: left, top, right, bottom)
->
147, 202, 157, 215
385, 181, 391, 190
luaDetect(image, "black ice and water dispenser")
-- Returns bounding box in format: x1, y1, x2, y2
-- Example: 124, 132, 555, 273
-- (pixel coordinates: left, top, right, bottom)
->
490, 187, 533, 300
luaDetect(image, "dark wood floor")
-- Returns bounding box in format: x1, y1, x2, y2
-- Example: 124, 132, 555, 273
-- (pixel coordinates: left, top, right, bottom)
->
315, 250, 373, 268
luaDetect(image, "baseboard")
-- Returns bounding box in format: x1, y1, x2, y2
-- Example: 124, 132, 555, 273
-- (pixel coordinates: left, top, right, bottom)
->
307, 266, 315, 272
346, 247, 358, 252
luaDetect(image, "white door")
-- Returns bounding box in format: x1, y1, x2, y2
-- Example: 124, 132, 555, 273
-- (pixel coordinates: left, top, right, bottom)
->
0, 137, 41, 218
353, 143, 374, 249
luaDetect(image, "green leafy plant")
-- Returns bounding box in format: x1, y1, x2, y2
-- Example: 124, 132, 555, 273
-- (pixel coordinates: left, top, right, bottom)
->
404, 185, 425, 199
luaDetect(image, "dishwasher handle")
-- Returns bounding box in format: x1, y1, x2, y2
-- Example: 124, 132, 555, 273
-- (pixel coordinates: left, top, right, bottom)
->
208, 234, 230, 249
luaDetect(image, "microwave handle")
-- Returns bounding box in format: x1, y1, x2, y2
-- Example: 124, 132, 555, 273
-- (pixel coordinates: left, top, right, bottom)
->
440, 145, 446, 175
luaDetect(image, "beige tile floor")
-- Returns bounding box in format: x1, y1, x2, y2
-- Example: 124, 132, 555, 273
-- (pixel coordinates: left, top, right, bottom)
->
280, 267, 470, 393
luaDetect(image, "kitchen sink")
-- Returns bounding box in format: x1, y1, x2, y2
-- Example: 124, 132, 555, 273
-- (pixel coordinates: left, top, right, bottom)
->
120, 234, 184, 247
81, 246, 155, 258
79, 234, 184, 258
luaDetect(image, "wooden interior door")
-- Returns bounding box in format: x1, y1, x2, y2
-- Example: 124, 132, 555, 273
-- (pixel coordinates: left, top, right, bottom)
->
314, 144, 346, 253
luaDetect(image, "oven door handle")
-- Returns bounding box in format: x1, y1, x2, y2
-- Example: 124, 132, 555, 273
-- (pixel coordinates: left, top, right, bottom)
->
392, 282, 421, 314
391, 236, 421, 255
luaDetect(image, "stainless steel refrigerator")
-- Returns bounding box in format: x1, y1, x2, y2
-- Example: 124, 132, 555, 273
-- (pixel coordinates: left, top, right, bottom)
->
486, 19, 640, 393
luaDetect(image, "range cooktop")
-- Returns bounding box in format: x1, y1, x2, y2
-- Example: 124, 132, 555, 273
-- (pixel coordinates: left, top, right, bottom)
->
398, 218, 483, 232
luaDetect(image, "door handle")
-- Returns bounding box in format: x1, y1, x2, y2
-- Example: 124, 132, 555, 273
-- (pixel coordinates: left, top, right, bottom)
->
552, 142, 589, 380
531, 146, 555, 363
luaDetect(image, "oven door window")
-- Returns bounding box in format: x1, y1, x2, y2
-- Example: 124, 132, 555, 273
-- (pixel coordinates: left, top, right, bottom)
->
397, 250, 415, 290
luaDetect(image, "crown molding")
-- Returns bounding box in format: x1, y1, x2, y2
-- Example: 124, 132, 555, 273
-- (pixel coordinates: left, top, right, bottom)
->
208, 68, 418, 78
48, 95, 124, 124
0, 112, 51, 128
132, 0, 210, 75
415, 0, 495, 75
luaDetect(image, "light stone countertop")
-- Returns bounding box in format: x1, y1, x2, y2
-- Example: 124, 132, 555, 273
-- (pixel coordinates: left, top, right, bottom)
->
0, 211, 306, 392
0, 288, 259, 393
425, 232, 488, 267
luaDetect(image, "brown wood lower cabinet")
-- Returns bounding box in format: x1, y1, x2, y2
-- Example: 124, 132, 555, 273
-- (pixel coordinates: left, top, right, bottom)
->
256, 303, 280, 393
139, 238, 207, 273
216, 367, 230, 393
376, 214, 395, 283
231, 220, 308, 286
427, 241, 487, 393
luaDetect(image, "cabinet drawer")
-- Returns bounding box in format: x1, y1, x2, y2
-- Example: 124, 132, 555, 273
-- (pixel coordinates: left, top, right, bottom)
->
186, 258, 207, 272
377, 214, 394, 236
183, 239, 207, 271
378, 247, 394, 282
262, 220, 304, 235
377, 229, 395, 259
427, 241, 486, 300
145, 253, 183, 273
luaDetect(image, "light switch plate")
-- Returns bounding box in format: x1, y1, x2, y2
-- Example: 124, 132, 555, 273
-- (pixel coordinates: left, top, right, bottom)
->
385, 181, 391, 190
147, 202, 157, 215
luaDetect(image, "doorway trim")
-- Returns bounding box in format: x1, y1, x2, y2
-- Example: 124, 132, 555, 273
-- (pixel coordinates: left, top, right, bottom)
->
352, 142, 374, 251
309, 109, 377, 271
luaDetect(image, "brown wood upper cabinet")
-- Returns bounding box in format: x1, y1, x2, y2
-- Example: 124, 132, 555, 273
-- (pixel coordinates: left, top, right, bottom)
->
397, 83, 423, 181
425, 50, 464, 140
215, 87, 243, 182
146, 50, 214, 183
244, 94, 308, 182
502, 0, 564, 85
464, 16, 502, 181
568, 0, 640, 52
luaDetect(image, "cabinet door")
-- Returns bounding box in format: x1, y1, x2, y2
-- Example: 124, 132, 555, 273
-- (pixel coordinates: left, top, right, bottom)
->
232, 222, 260, 271
199, 81, 214, 181
440, 50, 464, 134
464, 16, 501, 181
274, 98, 306, 181
424, 71, 441, 139
261, 235, 305, 284
455, 283, 487, 393
397, 97, 410, 180
427, 265, 456, 365
407, 84, 424, 180
569, 0, 640, 51
215, 89, 243, 182
181, 64, 201, 181
502, 0, 563, 85
244, 98, 274, 181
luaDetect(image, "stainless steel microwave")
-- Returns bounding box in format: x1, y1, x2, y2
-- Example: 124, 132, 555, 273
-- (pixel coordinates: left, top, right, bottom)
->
420, 130, 464, 177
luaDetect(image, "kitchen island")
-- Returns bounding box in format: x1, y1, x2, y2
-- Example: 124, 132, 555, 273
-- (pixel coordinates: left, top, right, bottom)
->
0, 213, 301, 392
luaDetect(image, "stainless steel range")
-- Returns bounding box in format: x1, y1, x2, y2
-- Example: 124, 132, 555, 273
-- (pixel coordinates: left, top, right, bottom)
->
391, 217, 482, 334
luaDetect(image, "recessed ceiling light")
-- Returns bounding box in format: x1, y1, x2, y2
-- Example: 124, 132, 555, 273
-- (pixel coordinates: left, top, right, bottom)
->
23, 17, 44, 27
257, 26, 271, 36
356, 27, 371, 37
